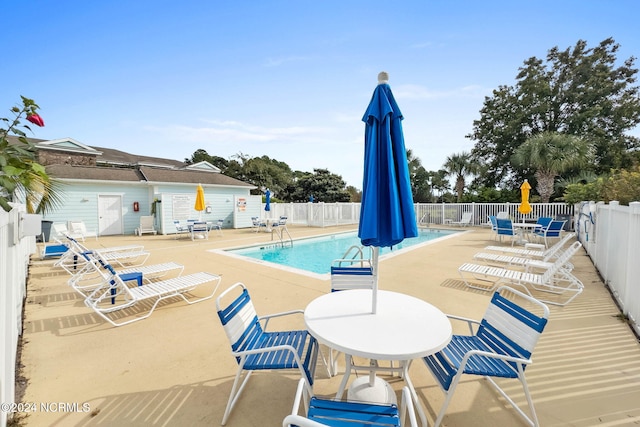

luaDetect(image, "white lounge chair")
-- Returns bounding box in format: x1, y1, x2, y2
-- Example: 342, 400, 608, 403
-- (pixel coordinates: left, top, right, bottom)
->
85, 267, 221, 327
68, 220, 98, 241
54, 236, 149, 274
474, 233, 576, 272
67, 251, 184, 296
52, 222, 82, 242
450, 211, 473, 227
484, 232, 575, 260
459, 241, 584, 306
135, 215, 157, 236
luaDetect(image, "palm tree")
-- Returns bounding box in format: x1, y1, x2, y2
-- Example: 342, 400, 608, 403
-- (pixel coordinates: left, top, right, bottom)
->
443, 152, 477, 202
512, 132, 592, 203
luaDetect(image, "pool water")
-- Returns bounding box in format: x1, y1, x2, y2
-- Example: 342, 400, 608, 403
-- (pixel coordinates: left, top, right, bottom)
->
225, 228, 460, 275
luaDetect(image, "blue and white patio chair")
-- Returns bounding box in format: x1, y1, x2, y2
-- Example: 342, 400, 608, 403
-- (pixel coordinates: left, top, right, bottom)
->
190, 221, 209, 240
487, 215, 498, 240
216, 282, 322, 425
283, 377, 418, 427
251, 216, 267, 233
422, 286, 550, 427
173, 220, 190, 239
532, 219, 566, 248
496, 218, 517, 245
326, 256, 376, 376
210, 219, 224, 236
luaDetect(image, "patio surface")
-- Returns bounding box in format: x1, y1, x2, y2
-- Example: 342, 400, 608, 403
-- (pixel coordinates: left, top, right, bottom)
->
19, 225, 640, 426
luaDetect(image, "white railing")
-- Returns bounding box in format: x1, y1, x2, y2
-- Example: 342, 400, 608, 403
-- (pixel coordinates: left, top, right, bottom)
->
0, 205, 35, 427
576, 201, 640, 337
263, 202, 574, 229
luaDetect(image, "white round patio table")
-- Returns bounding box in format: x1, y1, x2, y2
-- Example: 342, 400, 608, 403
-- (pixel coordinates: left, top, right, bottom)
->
304, 289, 452, 426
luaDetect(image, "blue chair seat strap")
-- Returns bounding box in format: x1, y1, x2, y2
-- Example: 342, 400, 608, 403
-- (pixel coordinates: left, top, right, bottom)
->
307, 397, 400, 426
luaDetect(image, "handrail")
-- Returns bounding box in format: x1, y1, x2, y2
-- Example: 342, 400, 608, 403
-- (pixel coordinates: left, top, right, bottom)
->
334, 245, 371, 267
271, 224, 293, 247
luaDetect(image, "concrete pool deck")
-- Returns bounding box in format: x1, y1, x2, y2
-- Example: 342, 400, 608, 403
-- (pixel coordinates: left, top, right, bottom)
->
18, 224, 640, 426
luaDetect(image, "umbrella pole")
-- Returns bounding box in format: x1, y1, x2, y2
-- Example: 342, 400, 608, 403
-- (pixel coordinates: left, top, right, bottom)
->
372, 247, 379, 314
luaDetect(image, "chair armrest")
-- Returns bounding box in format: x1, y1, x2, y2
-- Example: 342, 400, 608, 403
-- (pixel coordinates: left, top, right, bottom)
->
259, 309, 305, 329
233, 343, 307, 359
459, 348, 532, 368
446, 314, 482, 335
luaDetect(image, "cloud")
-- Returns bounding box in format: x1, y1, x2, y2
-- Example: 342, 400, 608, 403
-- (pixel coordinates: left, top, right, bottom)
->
144, 120, 334, 145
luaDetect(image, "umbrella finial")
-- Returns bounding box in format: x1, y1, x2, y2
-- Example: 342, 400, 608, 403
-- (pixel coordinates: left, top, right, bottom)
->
377, 71, 389, 84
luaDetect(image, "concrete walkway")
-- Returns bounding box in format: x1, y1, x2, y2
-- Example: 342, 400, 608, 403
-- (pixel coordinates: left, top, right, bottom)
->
19, 225, 640, 426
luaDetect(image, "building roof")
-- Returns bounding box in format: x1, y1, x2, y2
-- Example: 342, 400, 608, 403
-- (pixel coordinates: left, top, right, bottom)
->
9, 136, 254, 188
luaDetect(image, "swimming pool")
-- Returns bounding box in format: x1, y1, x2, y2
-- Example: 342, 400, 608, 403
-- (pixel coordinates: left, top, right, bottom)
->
218, 228, 462, 277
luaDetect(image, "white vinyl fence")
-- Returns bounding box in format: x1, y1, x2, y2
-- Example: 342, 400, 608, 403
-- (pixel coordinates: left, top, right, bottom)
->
0, 206, 36, 427
264, 202, 574, 229
575, 201, 640, 337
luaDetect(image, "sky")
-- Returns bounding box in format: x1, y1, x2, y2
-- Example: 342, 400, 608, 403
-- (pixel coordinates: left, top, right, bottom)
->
3, 1, 640, 189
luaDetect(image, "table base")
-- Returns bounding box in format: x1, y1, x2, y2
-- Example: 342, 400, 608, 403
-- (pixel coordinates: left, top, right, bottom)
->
347, 376, 397, 405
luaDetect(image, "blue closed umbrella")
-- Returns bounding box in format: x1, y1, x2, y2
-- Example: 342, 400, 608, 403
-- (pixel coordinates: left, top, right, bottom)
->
264, 188, 271, 214
358, 72, 418, 312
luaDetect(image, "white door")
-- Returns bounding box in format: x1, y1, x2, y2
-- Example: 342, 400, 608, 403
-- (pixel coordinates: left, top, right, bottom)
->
98, 195, 123, 235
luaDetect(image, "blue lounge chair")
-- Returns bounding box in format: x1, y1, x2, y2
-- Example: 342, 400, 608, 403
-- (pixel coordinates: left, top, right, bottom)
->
423, 286, 550, 427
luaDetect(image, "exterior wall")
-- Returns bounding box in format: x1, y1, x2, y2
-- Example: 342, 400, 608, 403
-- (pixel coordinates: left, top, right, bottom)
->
38, 149, 97, 166
42, 181, 152, 236
154, 185, 252, 234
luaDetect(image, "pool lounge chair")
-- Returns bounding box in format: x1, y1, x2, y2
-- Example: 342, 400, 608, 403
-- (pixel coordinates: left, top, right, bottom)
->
68, 220, 98, 241
450, 211, 473, 227
54, 237, 149, 274
473, 233, 576, 271
67, 251, 184, 297
85, 267, 221, 327
283, 377, 418, 427
483, 232, 575, 260
422, 286, 550, 427
459, 241, 584, 306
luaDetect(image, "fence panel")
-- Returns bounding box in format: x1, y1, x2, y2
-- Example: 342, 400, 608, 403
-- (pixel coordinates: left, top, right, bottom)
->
1, 205, 35, 427
577, 201, 640, 337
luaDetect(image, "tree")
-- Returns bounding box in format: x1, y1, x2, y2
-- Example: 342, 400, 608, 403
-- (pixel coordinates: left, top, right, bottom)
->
443, 152, 477, 202
512, 132, 592, 202
1, 97, 63, 214
184, 149, 229, 171
469, 38, 640, 189
406, 149, 432, 202
289, 169, 350, 202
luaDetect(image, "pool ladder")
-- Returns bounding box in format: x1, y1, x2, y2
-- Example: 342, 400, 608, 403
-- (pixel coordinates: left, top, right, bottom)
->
270, 224, 293, 248
335, 245, 372, 267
